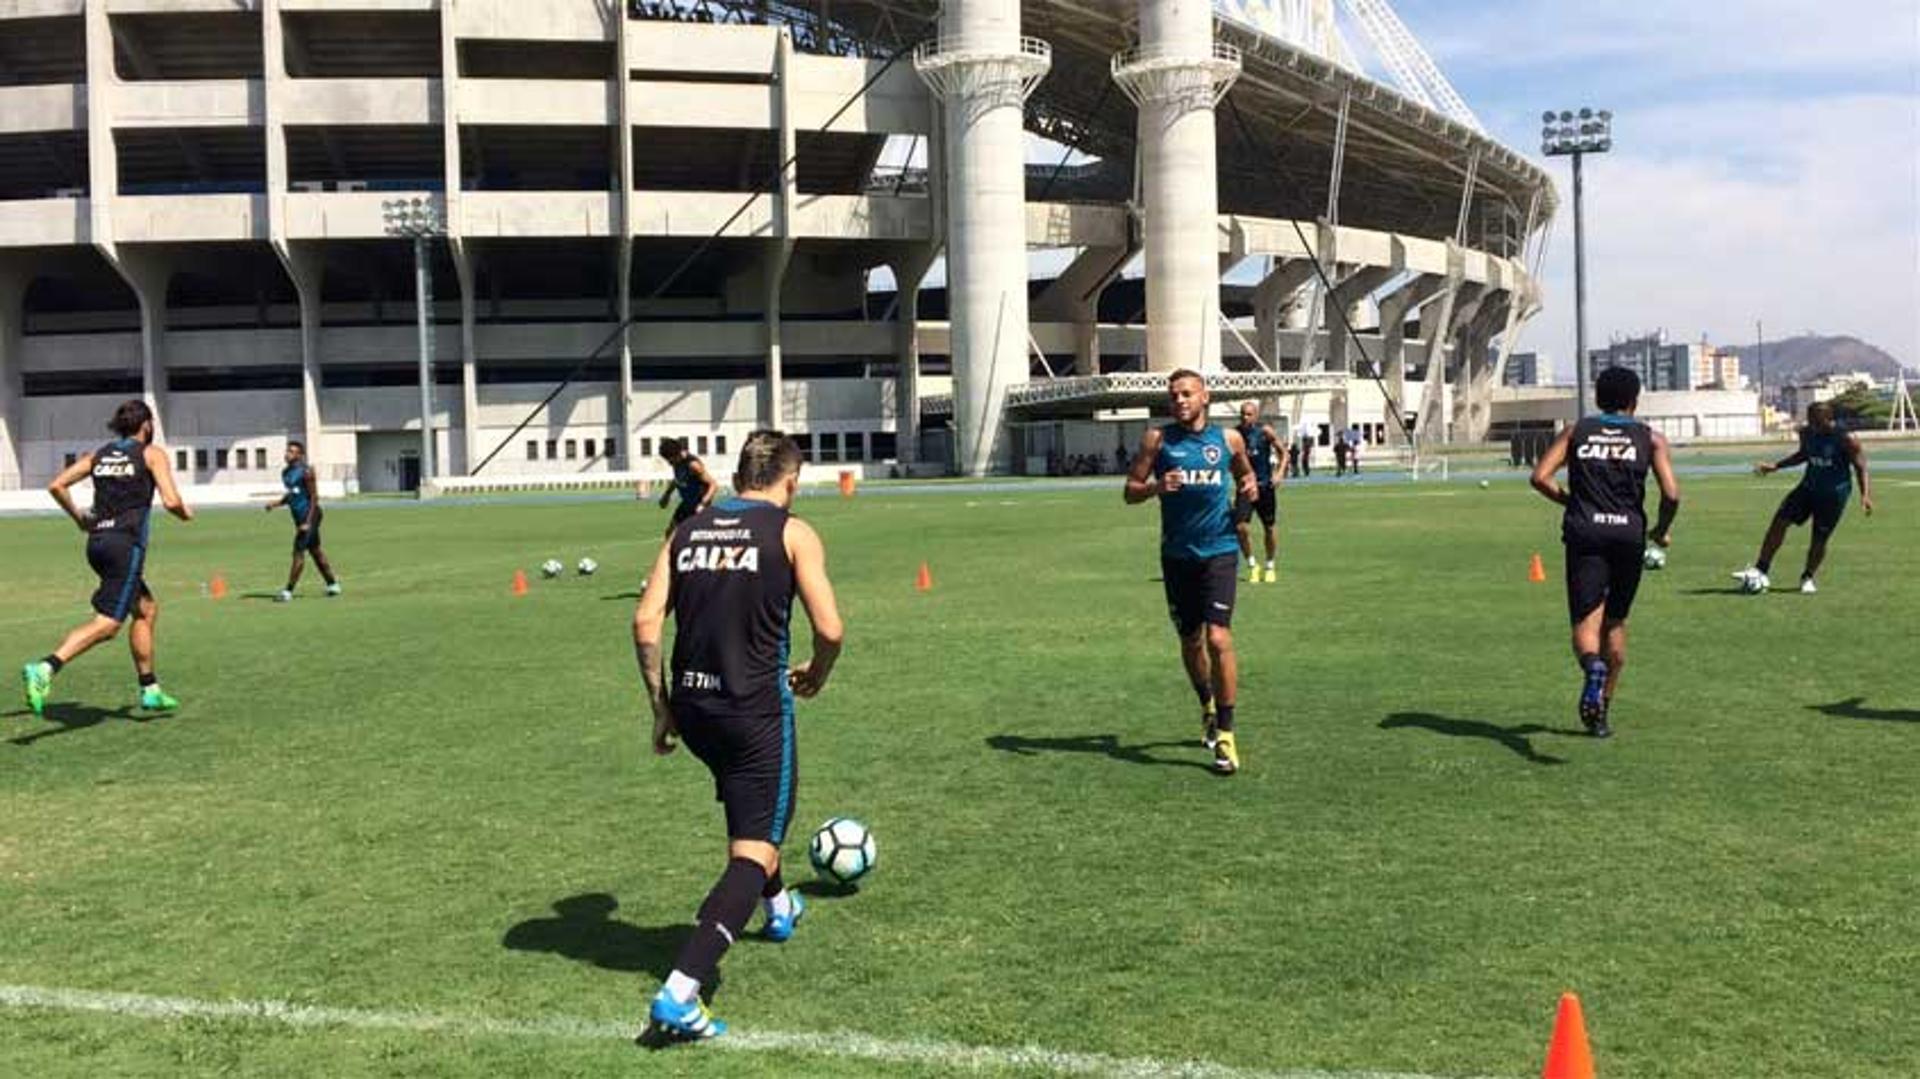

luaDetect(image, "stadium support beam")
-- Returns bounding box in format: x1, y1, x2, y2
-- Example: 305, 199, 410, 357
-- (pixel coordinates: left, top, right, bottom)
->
613, 0, 635, 469
1032, 244, 1129, 376
914, 0, 1050, 474
1252, 258, 1316, 371
440, 6, 466, 481
451, 244, 478, 476
275, 243, 325, 466
763, 239, 794, 429
1411, 241, 1465, 443
1115, 0, 1239, 375
1324, 263, 1396, 373
1375, 272, 1444, 447
891, 244, 940, 467
767, 29, 800, 430
263, 0, 325, 466
0, 261, 24, 488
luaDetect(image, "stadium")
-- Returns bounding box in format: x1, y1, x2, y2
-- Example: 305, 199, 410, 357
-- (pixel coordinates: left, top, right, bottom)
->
0, 0, 1550, 493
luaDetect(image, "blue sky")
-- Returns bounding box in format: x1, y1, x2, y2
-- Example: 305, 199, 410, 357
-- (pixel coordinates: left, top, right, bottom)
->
1392, 0, 1920, 372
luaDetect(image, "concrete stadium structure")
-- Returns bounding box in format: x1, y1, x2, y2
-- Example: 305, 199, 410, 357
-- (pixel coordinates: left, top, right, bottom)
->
0, 0, 1553, 493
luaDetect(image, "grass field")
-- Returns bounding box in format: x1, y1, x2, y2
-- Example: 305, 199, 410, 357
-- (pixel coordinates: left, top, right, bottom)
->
1, 471, 1915, 1077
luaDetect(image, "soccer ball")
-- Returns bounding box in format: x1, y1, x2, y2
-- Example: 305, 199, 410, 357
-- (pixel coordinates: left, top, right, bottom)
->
1739, 571, 1768, 594
540, 559, 564, 579
808, 817, 876, 885
1642, 546, 1667, 571
577, 557, 599, 576
1478, 479, 1491, 490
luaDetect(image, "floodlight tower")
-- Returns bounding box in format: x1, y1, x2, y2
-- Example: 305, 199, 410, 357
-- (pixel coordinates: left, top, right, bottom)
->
1542, 108, 1611, 419
383, 197, 444, 491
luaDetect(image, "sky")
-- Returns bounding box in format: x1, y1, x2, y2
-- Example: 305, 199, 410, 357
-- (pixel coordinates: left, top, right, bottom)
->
1395, 0, 1920, 373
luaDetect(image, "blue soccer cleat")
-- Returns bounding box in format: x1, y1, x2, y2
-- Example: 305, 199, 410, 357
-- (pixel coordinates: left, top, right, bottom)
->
647, 987, 726, 1042
1579, 660, 1611, 738
763, 890, 806, 943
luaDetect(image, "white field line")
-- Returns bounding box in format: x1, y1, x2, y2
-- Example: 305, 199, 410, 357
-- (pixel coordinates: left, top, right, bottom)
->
0, 983, 1501, 1079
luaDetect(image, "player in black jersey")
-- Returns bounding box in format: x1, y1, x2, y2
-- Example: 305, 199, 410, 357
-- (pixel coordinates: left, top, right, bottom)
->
21, 400, 195, 718
1232, 401, 1288, 584
656, 438, 719, 539
1530, 368, 1681, 737
632, 430, 843, 1043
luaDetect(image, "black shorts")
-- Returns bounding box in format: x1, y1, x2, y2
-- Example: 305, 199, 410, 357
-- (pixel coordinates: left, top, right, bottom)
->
1776, 487, 1847, 539
1161, 553, 1238, 637
676, 706, 797, 845
293, 513, 324, 553
1233, 486, 1278, 527
1564, 536, 1644, 624
86, 530, 151, 622
670, 503, 698, 530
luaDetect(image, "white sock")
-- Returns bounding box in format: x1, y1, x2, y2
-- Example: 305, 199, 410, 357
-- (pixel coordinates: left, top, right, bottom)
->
765, 889, 794, 919
663, 970, 700, 1004
1245, 555, 1256, 568
1265, 560, 1275, 570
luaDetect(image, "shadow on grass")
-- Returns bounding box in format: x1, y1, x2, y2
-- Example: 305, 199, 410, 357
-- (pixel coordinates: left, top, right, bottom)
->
240, 591, 284, 601
600, 591, 643, 602
503, 894, 691, 981
6, 702, 141, 746
1680, 587, 1756, 596
985, 732, 1214, 772
1809, 697, 1920, 724
1377, 712, 1572, 766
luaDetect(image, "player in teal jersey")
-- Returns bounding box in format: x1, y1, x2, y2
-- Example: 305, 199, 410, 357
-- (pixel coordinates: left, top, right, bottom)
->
263, 441, 340, 602
1232, 400, 1288, 583
1732, 402, 1874, 594
657, 438, 719, 540
1125, 370, 1259, 774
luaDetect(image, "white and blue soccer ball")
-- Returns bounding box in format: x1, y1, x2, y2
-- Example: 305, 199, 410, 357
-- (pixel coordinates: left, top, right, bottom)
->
540, 559, 565, 579
1642, 545, 1667, 571
576, 557, 599, 576
809, 817, 876, 885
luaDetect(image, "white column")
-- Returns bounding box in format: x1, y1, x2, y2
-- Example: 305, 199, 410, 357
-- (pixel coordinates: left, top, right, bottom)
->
891, 244, 939, 467
915, 3, 1049, 475
0, 263, 25, 489
768, 30, 798, 430
764, 240, 794, 428
614, 0, 636, 467
1115, 0, 1238, 373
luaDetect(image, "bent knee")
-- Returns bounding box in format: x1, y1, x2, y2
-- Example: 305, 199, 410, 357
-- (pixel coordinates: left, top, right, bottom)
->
1205, 624, 1234, 651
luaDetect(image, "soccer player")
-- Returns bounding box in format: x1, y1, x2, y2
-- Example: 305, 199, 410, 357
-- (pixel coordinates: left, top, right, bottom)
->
633, 430, 844, 1042
1529, 367, 1680, 738
20, 399, 194, 717
1233, 400, 1288, 583
1731, 402, 1874, 594
1125, 370, 1259, 774
657, 438, 718, 539
263, 440, 340, 602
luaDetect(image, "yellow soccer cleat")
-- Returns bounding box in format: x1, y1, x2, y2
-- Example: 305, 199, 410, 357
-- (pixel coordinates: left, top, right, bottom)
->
1246, 562, 1261, 584
1262, 566, 1277, 584
1212, 731, 1240, 775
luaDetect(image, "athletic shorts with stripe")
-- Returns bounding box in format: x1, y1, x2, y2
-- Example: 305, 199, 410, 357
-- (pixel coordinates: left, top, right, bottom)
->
86, 530, 151, 622
676, 707, 798, 844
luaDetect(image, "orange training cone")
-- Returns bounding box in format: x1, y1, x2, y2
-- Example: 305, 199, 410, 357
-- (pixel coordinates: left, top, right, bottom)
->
1541, 992, 1595, 1079
1528, 552, 1547, 584
914, 562, 932, 592
839, 470, 857, 497
209, 574, 228, 600
511, 569, 529, 596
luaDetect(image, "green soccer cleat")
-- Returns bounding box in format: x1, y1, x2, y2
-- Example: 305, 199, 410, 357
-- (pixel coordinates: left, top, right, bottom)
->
22, 661, 52, 718
139, 685, 180, 713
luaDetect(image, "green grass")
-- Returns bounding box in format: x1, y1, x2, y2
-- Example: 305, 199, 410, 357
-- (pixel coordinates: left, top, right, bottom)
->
1, 474, 1916, 1077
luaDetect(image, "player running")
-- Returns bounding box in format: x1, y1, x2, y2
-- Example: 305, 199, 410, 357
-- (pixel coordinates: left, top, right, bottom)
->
1233, 400, 1288, 583
656, 438, 719, 539
633, 430, 844, 1043
1731, 402, 1873, 595
1125, 370, 1259, 774
263, 440, 340, 602
20, 400, 194, 718
1529, 368, 1681, 738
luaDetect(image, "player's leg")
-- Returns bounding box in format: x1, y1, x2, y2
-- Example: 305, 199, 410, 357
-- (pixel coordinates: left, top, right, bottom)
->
1259, 494, 1279, 581
1181, 628, 1215, 742
1202, 555, 1241, 773
1798, 502, 1844, 591
1600, 619, 1628, 704
311, 541, 340, 593
1739, 493, 1804, 590
23, 616, 122, 716
1234, 506, 1256, 581
1566, 545, 1613, 736
128, 589, 178, 712
25, 536, 135, 715
281, 547, 306, 601
1166, 557, 1217, 745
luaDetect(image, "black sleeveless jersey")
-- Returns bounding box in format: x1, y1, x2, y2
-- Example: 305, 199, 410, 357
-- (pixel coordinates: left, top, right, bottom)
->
1563, 415, 1653, 543
88, 438, 156, 538
668, 498, 795, 720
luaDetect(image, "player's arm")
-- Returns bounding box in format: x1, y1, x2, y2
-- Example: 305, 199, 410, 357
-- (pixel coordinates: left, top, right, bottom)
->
299, 469, 321, 530
786, 518, 843, 698
1756, 446, 1805, 476
45, 453, 95, 531
1122, 428, 1166, 504
1224, 428, 1258, 501
1265, 424, 1288, 489
1846, 433, 1873, 515
690, 458, 719, 510
632, 544, 678, 755
1529, 428, 1574, 506
1648, 430, 1681, 546
145, 444, 193, 522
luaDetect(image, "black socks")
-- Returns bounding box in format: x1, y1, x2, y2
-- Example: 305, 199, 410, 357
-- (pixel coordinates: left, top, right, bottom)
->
672, 857, 767, 986
138, 672, 157, 688
1215, 704, 1236, 733
760, 865, 784, 900
42, 655, 64, 674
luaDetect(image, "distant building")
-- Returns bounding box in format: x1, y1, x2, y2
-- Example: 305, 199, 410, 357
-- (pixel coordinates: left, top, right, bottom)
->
1693, 338, 1744, 389
1502, 351, 1543, 387
1586, 331, 1697, 393
1781, 372, 1883, 419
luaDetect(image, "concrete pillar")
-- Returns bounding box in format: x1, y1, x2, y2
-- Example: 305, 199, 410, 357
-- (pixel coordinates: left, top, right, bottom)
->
915, 2, 1049, 475
1252, 259, 1314, 371
1376, 274, 1443, 448
764, 240, 794, 428
1032, 243, 1127, 377
1324, 264, 1396, 373
454, 247, 479, 474
614, 0, 636, 468
766, 30, 798, 431
0, 263, 25, 489
439, 8, 464, 481
891, 245, 939, 467
1115, 0, 1237, 373
277, 243, 324, 459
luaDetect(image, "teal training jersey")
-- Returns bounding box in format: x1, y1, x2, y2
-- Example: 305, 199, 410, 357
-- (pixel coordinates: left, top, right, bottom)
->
672, 457, 706, 505
281, 462, 313, 524
1154, 423, 1238, 561
1796, 428, 1852, 499
1238, 422, 1275, 487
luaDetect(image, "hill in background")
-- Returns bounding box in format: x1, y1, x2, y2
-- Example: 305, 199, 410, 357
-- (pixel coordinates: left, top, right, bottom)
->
1726, 335, 1911, 386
